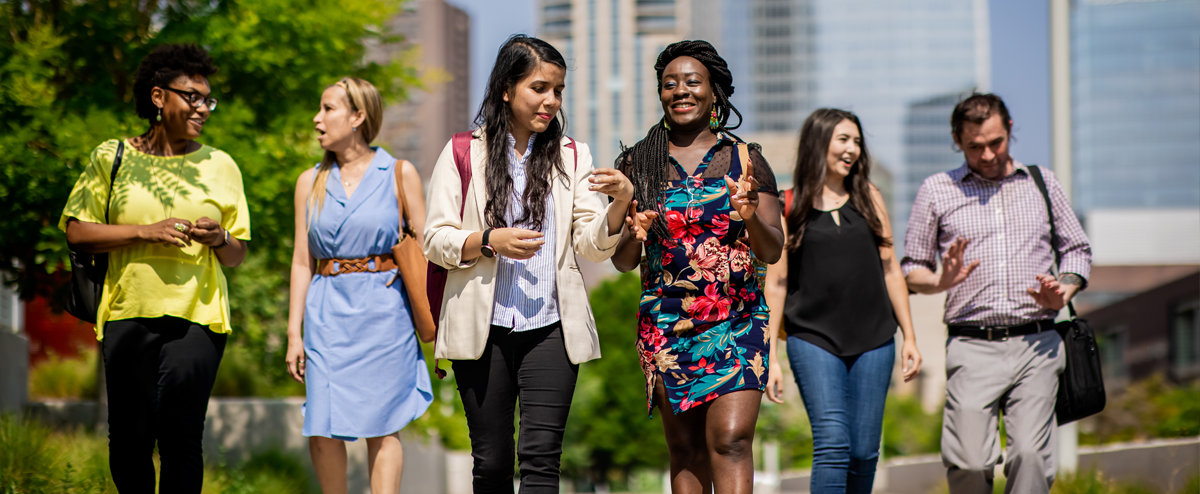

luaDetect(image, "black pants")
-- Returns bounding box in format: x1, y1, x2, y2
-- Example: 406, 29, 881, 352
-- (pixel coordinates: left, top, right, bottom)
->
102, 316, 227, 494
452, 322, 579, 493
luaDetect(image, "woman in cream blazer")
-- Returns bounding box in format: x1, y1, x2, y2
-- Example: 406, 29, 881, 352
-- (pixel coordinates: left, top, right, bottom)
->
422, 35, 633, 491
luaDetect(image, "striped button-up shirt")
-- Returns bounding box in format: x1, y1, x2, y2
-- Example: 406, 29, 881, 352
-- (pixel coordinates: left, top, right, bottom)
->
901, 161, 1092, 326
491, 133, 560, 331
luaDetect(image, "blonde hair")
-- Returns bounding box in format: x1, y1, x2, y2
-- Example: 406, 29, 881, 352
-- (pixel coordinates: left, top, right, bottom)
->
307, 77, 384, 225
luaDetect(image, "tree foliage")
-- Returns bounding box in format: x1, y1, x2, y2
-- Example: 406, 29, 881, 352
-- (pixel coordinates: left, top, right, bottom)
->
0, 0, 419, 394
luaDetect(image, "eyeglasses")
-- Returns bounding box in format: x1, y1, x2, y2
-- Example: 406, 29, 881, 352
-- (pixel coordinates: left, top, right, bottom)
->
160, 87, 218, 111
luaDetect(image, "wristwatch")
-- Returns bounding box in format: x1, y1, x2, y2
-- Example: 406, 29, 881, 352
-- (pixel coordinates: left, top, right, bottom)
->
480, 228, 496, 258
216, 228, 230, 249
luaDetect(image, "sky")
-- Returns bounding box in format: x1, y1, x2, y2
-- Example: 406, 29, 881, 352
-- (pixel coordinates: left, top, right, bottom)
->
445, 0, 537, 119
444, 0, 1053, 169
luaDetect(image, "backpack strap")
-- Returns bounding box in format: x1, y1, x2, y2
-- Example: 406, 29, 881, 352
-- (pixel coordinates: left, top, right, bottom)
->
565, 137, 578, 171
451, 131, 474, 218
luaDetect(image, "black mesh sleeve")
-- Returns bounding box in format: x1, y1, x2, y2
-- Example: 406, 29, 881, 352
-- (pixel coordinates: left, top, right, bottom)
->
747, 143, 778, 196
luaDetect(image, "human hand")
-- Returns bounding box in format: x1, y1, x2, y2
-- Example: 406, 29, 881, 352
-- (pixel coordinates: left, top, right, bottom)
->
1027, 273, 1066, 311
624, 200, 659, 242
491, 228, 546, 260
724, 174, 760, 221
189, 217, 225, 247
900, 340, 922, 383
938, 237, 980, 290
589, 168, 635, 204
765, 355, 785, 404
285, 338, 306, 384
139, 218, 193, 248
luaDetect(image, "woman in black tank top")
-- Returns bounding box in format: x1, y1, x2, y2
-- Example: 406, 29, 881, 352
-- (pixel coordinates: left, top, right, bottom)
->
764, 109, 922, 493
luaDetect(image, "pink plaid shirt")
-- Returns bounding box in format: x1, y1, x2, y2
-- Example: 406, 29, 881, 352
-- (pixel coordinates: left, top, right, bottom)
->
901, 161, 1092, 326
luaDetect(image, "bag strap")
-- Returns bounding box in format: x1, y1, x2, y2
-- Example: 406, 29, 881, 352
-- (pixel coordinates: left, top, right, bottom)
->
393, 160, 414, 239
565, 137, 578, 171
104, 140, 125, 225
1027, 164, 1078, 319
451, 131, 474, 218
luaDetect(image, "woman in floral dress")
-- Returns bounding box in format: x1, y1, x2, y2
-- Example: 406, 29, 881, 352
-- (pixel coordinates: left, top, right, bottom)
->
611, 40, 786, 494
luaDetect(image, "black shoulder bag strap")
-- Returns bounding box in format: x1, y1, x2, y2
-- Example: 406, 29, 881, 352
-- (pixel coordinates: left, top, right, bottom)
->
106, 141, 126, 224
1027, 164, 1077, 320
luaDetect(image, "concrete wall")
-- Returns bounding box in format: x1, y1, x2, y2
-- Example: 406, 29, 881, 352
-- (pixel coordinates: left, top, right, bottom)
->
0, 330, 28, 414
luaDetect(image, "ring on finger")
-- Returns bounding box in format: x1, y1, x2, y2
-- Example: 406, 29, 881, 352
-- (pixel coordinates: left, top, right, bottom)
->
174, 223, 187, 233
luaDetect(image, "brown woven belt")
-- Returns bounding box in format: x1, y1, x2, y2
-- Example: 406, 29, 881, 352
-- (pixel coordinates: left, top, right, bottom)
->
316, 254, 397, 276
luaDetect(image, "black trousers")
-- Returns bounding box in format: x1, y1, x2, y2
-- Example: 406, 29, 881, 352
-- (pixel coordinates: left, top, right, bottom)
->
452, 322, 579, 494
102, 316, 227, 494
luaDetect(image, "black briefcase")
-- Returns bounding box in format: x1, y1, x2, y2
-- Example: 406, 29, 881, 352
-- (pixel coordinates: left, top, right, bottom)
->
64, 141, 124, 323
1054, 314, 1106, 425
1028, 165, 1106, 425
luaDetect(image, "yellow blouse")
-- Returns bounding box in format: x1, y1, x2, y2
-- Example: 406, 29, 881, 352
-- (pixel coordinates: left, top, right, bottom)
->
59, 139, 251, 339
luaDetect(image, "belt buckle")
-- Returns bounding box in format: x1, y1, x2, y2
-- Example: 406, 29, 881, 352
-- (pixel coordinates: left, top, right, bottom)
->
986, 326, 1009, 342
331, 261, 340, 275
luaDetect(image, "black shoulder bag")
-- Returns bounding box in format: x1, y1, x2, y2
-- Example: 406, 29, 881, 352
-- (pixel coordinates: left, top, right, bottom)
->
65, 141, 125, 324
1028, 164, 1106, 425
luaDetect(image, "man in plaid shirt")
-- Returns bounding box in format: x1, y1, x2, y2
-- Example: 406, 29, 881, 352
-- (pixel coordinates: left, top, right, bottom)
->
902, 93, 1092, 494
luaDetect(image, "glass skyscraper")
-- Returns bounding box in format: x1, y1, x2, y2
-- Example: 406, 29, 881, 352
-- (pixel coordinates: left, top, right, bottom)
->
1071, 0, 1200, 215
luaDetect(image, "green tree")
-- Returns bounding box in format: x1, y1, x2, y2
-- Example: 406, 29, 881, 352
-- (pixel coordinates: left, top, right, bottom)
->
561, 272, 670, 486
0, 0, 419, 396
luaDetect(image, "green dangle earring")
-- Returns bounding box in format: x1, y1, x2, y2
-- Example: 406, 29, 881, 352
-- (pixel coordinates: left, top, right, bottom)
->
709, 106, 720, 130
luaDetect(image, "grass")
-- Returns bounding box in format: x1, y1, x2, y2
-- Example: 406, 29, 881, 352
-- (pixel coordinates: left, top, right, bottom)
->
0, 414, 314, 494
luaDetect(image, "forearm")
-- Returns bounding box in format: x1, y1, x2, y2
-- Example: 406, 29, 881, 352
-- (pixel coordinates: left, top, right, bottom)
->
885, 268, 917, 343
611, 231, 643, 273
66, 220, 146, 253
1060, 273, 1084, 304
744, 212, 784, 264
905, 268, 944, 295
459, 231, 485, 263
763, 269, 787, 343
605, 198, 631, 237
213, 236, 247, 267
286, 262, 313, 341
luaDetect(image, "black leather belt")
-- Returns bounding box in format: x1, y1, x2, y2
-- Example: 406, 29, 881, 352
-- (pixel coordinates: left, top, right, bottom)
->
948, 319, 1055, 341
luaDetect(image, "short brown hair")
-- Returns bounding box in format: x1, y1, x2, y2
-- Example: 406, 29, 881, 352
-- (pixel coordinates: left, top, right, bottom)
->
951, 93, 1012, 142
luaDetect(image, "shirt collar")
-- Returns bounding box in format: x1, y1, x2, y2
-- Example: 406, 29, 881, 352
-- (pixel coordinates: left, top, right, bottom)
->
954, 159, 1029, 183
506, 132, 538, 165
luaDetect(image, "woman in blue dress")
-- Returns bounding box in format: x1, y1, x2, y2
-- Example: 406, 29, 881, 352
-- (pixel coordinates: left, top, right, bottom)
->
285, 77, 433, 494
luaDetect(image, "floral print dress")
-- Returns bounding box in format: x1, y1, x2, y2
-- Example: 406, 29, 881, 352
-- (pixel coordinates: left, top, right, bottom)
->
637, 135, 773, 415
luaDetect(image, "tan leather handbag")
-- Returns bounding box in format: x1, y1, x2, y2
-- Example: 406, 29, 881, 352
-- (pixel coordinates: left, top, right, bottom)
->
389, 161, 437, 343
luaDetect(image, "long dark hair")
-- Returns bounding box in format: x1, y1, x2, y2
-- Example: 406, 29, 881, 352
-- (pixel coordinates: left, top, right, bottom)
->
617, 40, 742, 240
785, 108, 891, 251
474, 34, 568, 231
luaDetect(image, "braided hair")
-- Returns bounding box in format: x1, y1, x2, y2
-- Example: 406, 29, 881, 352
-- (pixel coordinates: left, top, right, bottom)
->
617, 40, 742, 240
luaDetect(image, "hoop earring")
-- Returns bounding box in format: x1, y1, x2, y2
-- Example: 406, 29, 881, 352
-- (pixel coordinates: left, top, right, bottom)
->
663, 120, 671, 131
156, 108, 162, 122
709, 107, 720, 130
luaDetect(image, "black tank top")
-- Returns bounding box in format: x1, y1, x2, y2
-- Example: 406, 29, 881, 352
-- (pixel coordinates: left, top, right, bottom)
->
784, 201, 897, 356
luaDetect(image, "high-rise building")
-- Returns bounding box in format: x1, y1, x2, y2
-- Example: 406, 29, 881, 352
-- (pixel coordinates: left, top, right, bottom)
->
369, 0, 471, 183
539, 0, 718, 170
748, 0, 815, 132
1070, 0, 1200, 215
898, 91, 971, 250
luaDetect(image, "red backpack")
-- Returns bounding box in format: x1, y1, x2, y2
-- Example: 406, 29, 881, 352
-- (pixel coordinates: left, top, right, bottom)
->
426, 131, 578, 377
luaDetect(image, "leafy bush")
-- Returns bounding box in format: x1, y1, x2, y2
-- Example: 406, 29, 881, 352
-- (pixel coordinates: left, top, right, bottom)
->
1080, 374, 1200, 445
882, 393, 943, 458
28, 351, 98, 400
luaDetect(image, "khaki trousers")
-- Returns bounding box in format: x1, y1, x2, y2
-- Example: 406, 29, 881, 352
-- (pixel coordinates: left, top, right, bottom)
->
941, 329, 1066, 494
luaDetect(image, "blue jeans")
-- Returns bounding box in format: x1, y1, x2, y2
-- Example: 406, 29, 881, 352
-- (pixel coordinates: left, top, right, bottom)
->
787, 336, 894, 494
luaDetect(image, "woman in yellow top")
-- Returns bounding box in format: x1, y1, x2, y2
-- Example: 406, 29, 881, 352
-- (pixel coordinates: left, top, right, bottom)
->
59, 44, 250, 494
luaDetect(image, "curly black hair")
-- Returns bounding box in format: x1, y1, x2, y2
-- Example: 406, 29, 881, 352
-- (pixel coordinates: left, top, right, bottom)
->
617, 40, 742, 240
132, 43, 218, 121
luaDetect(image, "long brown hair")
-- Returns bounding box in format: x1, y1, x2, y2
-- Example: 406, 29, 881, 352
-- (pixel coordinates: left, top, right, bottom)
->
785, 108, 890, 251
307, 77, 384, 226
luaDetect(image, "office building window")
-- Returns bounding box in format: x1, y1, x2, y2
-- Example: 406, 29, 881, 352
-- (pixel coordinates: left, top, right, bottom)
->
1171, 298, 1200, 379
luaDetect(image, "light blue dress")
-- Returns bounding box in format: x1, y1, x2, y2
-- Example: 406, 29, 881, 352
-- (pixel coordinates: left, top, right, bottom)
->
302, 148, 432, 440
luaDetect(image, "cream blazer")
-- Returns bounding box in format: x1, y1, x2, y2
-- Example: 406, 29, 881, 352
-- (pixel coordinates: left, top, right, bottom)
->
422, 130, 624, 364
